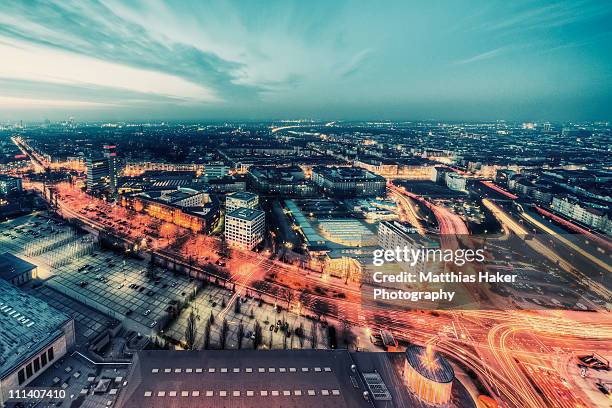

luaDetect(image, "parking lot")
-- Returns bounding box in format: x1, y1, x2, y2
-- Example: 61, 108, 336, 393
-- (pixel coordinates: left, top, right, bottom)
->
0, 214, 200, 332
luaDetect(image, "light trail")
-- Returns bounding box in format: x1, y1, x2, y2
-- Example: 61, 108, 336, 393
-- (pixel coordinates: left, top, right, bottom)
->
483, 198, 611, 300
17, 169, 612, 408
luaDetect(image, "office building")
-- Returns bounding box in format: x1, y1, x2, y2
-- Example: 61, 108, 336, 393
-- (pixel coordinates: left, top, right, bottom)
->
225, 207, 265, 250
377, 221, 440, 276
103, 145, 118, 193
204, 162, 230, 180
0, 175, 22, 196
122, 188, 220, 234
226, 191, 259, 213
311, 166, 385, 198
86, 156, 110, 192
431, 166, 454, 184
0, 280, 75, 407
86, 145, 117, 193
445, 173, 467, 192
248, 166, 316, 197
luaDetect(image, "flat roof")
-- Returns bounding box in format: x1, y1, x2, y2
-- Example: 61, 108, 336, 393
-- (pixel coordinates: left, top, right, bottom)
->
227, 191, 258, 201
118, 349, 424, 408
0, 252, 36, 281
0, 280, 71, 379
312, 166, 384, 182
227, 207, 264, 221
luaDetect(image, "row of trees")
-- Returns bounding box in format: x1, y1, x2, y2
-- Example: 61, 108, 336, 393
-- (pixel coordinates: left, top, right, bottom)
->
184, 307, 355, 351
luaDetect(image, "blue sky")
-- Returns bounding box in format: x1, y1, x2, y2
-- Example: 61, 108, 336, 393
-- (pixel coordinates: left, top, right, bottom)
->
0, 0, 611, 121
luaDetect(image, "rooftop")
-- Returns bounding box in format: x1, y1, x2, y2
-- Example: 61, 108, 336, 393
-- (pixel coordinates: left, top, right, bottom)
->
0, 279, 71, 379
313, 166, 384, 182
117, 349, 462, 408
227, 191, 259, 201
0, 252, 36, 281
227, 207, 265, 222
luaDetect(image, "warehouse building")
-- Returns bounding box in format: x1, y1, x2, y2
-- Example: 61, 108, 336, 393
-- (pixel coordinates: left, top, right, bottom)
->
116, 349, 473, 407
0, 280, 75, 406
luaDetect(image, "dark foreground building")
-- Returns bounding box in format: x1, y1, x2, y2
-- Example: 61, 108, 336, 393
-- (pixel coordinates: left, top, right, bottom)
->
116, 349, 475, 408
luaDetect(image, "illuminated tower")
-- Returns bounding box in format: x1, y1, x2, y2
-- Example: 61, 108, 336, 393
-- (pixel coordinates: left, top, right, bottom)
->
103, 145, 117, 194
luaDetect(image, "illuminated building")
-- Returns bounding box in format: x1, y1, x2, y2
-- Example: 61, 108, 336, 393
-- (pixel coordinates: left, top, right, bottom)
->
445, 173, 467, 192
311, 166, 385, 198
354, 157, 399, 177
122, 161, 204, 177
431, 166, 453, 184
86, 145, 117, 194
248, 165, 316, 196
225, 207, 265, 250
203, 162, 230, 180
0, 280, 75, 407
551, 195, 612, 234
403, 345, 454, 405
318, 219, 377, 247
0, 175, 22, 196
226, 191, 259, 213
103, 145, 117, 194
86, 156, 109, 191
121, 189, 220, 234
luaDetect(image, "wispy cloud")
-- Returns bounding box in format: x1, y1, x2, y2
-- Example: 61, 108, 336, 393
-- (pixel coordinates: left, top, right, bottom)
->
476, 0, 611, 33
337, 49, 373, 78
0, 0, 254, 105
453, 46, 510, 65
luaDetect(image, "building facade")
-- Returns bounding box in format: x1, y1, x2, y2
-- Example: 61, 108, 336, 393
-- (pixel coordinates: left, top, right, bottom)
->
225, 207, 265, 250
0, 176, 22, 196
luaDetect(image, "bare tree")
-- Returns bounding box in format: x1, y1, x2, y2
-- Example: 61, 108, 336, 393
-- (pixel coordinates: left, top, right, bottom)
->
298, 322, 305, 348
234, 297, 241, 314
310, 298, 331, 321
253, 320, 263, 349
184, 310, 197, 350
203, 320, 211, 350
237, 320, 245, 349
219, 318, 229, 349
341, 320, 356, 350
284, 289, 294, 310
310, 320, 318, 349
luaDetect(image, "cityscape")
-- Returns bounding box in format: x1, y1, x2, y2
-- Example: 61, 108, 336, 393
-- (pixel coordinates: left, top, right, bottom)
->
0, 2, 611, 408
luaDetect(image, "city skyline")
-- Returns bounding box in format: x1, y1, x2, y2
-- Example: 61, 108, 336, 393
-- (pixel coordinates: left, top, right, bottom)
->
1, 0, 612, 122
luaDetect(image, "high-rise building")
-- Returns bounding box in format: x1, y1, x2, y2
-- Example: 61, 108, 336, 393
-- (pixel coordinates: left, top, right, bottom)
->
225, 207, 265, 250
103, 145, 117, 194
86, 156, 109, 191
225, 191, 259, 213
86, 145, 117, 193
